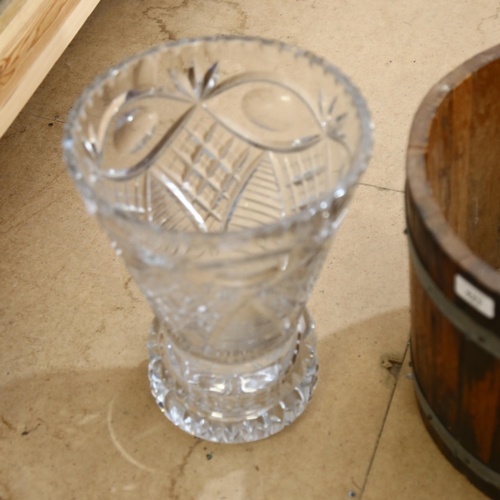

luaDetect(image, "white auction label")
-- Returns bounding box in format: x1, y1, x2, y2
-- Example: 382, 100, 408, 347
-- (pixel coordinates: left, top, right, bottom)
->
454, 274, 495, 319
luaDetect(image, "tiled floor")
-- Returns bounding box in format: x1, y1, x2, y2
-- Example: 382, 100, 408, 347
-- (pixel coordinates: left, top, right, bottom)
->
1, 0, 499, 498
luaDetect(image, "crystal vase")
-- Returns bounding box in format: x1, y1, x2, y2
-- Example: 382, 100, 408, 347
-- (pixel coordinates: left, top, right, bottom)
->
63, 36, 373, 443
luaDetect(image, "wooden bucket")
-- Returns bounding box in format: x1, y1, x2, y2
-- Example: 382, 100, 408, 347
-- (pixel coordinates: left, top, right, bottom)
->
406, 44, 500, 498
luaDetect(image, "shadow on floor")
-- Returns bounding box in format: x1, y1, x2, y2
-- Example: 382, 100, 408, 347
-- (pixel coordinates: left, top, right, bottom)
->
0, 308, 410, 500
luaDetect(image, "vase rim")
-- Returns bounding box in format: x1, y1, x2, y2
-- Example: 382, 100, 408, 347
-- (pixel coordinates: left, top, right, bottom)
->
63, 35, 373, 241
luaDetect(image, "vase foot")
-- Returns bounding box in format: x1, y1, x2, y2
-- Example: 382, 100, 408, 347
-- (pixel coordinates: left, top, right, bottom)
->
147, 311, 318, 444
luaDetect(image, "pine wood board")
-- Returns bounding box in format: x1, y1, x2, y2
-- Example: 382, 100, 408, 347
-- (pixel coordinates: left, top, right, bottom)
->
0, 0, 100, 138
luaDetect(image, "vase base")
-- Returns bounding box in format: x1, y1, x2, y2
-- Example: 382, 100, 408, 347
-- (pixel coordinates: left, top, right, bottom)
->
147, 311, 318, 443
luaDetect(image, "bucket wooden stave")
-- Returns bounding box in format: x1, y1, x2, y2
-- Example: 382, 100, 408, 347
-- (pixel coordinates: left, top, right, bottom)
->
406, 44, 500, 498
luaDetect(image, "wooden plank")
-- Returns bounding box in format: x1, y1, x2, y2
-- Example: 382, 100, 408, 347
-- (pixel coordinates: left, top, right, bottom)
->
459, 341, 500, 465
0, 0, 100, 138
467, 59, 500, 269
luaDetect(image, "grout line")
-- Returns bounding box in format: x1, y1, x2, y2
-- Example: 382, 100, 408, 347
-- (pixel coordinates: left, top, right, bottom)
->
19, 111, 67, 124
358, 182, 404, 194
359, 339, 410, 499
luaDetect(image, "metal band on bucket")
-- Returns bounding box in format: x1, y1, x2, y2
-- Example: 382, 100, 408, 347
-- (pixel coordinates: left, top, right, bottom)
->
407, 230, 500, 359
413, 373, 500, 488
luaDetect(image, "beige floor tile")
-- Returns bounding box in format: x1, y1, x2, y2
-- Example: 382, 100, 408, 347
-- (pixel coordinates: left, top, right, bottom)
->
363, 353, 489, 500
311, 185, 408, 333
0, 116, 151, 378
0, 312, 407, 500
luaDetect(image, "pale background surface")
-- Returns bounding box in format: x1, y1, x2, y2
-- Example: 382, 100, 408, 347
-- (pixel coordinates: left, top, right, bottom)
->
1, 1, 498, 498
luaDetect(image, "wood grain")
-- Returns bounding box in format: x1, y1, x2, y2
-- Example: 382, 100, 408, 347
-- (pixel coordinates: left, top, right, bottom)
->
0, 0, 100, 137
407, 43, 500, 498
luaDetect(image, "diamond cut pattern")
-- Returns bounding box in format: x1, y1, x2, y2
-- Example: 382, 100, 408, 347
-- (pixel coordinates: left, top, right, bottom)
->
142, 106, 268, 231
92, 58, 356, 234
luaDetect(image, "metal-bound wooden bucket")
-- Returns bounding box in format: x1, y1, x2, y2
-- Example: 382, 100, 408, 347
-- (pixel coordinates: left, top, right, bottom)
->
406, 44, 500, 499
